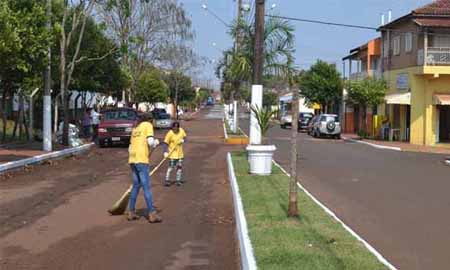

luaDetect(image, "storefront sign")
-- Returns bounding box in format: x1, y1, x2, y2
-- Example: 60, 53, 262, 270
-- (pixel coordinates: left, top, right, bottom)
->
396, 73, 409, 90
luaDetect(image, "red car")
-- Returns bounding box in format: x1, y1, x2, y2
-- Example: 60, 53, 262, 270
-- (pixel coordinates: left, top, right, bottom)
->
98, 108, 138, 147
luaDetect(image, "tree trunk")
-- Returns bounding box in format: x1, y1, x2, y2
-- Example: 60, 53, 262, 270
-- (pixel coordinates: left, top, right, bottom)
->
288, 86, 299, 218
0, 86, 7, 142
362, 104, 368, 135
1, 83, 11, 142
174, 78, 179, 120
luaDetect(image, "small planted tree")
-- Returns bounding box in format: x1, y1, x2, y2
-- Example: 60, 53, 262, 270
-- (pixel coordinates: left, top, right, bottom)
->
347, 77, 387, 137
250, 105, 278, 140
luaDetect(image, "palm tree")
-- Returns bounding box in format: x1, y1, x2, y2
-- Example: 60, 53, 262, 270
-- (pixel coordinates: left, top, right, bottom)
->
215, 16, 295, 99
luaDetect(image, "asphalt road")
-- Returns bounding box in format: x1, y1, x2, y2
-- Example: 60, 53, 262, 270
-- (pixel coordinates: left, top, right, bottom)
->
0, 108, 239, 270
242, 117, 450, 270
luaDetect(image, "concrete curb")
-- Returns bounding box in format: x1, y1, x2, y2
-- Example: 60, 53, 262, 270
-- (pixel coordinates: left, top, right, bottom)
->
0, 143, 94, 174
227, 153, 258, 270
343, 137, 402, 151
272, 160, 398, 270
223, 120, 229, 140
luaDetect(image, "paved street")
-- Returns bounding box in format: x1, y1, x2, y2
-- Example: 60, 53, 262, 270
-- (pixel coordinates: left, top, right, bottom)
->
242, 118, 450, 270
0, 107, 239, 270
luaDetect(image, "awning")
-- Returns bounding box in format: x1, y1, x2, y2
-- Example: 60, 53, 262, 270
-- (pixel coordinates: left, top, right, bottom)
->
434, 94, 450, 105
385, 92, 411, 105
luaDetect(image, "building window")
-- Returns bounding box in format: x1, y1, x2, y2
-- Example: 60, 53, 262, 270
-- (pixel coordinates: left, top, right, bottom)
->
393, 36, 401, 55
405, 32, 413, 52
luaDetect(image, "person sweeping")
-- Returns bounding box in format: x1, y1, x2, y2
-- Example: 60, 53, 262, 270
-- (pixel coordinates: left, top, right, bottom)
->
163, 122, 187, 187
127, 113, 162, 223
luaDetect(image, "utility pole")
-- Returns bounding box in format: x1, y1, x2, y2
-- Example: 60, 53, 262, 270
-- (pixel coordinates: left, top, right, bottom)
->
249, 0, 265, 145
253, 0, 265, 85
235, 0, 243, 52
43, 0, 52, 152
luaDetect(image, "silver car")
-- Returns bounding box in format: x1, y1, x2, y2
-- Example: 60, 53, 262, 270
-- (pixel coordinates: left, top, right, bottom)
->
308, 114, 341, 139
153, 113, 173, 129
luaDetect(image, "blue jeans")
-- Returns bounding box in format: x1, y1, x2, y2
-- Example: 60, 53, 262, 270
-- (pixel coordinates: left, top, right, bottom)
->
129, 163, 155, 214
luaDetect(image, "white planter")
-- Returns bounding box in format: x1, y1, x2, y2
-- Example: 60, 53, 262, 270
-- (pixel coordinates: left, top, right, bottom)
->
246, 144, 276, 175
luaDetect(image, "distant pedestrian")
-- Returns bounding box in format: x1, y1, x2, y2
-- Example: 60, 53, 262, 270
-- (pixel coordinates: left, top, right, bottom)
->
163, 122, 187, 187
90, 108, 101, 142
82, 108, 91, 138
127, 113, 162, 223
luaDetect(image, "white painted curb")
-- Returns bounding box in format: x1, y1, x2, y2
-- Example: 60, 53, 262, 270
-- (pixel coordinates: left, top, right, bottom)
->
272, 160, 398, 270
223, 120, 229, 140
227, 153, 258, 270
0, 143, 94, 173
343, 137, 402, 151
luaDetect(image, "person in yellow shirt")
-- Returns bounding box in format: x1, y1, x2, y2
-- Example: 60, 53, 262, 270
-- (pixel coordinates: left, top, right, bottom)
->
163, 122, 187, 187
128, 113, 162, 223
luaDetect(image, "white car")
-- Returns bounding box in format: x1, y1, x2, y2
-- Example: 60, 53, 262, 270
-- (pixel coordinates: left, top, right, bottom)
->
308, 114, 341, 139
154, 113, 173, 129
280, 114, 292, 129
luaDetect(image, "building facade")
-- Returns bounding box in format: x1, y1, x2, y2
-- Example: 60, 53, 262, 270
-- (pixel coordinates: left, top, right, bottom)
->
342, 38, 382, 135
379, 0, 450, 145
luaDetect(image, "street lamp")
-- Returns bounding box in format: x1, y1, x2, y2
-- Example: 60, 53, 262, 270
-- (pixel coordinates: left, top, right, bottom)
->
201, 4, 230, 27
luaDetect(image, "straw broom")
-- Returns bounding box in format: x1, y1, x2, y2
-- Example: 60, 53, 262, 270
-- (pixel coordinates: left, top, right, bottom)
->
108, 146, 177, 215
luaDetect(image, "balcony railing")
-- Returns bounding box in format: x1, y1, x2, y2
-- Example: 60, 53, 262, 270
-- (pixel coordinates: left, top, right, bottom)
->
426, 47, 450, 65
349, 71, 367, 80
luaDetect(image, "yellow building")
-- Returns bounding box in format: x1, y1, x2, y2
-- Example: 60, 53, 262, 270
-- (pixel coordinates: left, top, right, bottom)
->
378, 1, 450, 145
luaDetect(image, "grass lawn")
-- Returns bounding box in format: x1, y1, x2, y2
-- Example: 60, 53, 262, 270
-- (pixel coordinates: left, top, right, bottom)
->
231, 152, 387, 270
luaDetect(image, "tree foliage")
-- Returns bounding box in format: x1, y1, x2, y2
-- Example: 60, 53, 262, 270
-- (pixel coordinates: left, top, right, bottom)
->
163, 72, 195, 105
135, 68, 168, 104
216, 16, 295, 101
347, 77, 387, 108
298, 60, 342, 112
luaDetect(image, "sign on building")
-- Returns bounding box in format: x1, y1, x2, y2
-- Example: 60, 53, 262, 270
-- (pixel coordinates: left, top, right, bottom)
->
396, 73, 409, 90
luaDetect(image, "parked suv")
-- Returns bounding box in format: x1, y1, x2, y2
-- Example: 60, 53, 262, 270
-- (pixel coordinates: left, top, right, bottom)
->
308, 114, 341, 139
98, 108, 138, 147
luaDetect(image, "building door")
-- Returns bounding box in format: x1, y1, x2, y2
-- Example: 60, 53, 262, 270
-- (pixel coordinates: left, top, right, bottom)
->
439, 105, 450, 142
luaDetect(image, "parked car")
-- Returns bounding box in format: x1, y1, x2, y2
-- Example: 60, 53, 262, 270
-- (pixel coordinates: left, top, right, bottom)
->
153, 113, 173, 129
280, 114, 292, 129
308, 114, 341, 139
151, 108, 167, 119
280, 112, 314, 130
298, 112, 314, 132
98, 108, 138, 147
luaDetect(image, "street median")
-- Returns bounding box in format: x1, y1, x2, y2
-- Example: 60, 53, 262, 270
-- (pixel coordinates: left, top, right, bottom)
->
224, 120, 249, 145
227, 151, 392, 270
0, 143, 94, 174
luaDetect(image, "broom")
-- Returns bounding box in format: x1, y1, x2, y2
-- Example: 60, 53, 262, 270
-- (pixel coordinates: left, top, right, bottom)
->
108, 146, 177, 215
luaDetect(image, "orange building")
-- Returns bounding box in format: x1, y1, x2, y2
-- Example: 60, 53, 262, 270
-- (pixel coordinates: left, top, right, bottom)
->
342, 38, 382, 135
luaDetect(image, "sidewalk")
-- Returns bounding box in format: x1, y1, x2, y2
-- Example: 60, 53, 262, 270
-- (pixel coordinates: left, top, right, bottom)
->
0, 107, 240, 270
342, 133, 450, 155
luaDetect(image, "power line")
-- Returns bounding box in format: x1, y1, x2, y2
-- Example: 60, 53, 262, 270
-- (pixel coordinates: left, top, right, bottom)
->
266, 14, 377, 30
266, 14, 450, 39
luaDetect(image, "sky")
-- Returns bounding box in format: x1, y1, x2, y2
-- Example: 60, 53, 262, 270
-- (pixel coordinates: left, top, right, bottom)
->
180, 0, 432, 89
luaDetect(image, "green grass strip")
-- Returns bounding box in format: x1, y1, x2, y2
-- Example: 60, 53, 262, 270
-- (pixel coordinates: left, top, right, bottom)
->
231, 152, 387, 270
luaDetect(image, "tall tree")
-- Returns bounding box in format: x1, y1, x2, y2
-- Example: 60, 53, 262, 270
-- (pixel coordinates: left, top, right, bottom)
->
0, 0, 50, 142
347, 77, 387, 135
298, 60, 342, 113
158, 43, 199, 118
97, 0, 193, 102
216, 16, 295, 101
163, 71, 195, 117
135, 67, 168, 104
